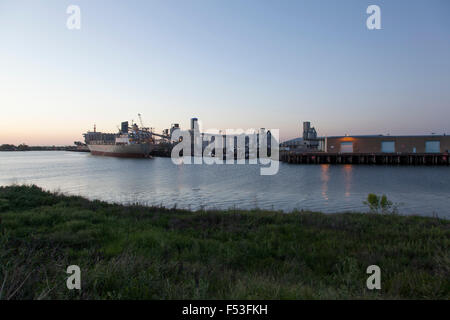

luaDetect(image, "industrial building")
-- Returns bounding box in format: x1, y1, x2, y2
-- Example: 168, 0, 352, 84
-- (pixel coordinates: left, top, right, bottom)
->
282, 121, 450, 154
280, 122, 450, 165
280, 121, 320, 151
324, 135, 450, 154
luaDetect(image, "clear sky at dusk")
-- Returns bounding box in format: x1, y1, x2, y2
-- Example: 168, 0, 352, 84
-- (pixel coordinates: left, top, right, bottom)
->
1, 0, 449, 145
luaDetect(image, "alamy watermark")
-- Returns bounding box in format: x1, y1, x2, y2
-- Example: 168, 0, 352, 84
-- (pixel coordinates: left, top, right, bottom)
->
366, 5, 381, 30
65, 5, 381, 31
170, 122, 279, 176
66, 265, 81, 290
63, 264, 380, 292
66, 5, 81, 30
366, 265, 381, 290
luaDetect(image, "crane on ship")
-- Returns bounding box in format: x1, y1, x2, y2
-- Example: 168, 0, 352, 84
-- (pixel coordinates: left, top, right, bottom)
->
136, 113, 171, 141
138, 113, 149, 131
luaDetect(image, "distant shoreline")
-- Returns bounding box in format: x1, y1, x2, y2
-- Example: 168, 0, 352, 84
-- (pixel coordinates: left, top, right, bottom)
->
0, 144, 80, 151
0, 148, 84, 151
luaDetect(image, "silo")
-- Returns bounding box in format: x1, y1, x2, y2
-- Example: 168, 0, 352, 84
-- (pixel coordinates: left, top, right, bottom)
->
303, 122, 311, 139
191, 118, 198, 130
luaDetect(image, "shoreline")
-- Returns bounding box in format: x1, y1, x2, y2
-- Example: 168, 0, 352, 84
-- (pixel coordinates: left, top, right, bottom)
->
0, 177, 448, 220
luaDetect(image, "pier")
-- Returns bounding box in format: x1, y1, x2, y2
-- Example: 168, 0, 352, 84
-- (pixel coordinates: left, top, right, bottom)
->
280, 151, 450, 165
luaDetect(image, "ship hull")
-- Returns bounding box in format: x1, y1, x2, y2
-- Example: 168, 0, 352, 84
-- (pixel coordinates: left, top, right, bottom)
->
87, 144, 153, 158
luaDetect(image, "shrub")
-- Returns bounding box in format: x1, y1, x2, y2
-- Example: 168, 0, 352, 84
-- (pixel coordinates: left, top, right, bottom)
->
364, 194, 397, 214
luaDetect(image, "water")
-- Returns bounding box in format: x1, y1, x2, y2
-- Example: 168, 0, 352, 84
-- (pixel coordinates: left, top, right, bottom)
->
0, 151, 449, 218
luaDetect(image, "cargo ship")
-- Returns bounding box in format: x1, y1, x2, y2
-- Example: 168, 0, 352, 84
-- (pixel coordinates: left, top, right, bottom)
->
83, 119, 158, 158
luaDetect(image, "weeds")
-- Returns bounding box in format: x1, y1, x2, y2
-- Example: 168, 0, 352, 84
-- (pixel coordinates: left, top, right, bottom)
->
0, 185, 448, 299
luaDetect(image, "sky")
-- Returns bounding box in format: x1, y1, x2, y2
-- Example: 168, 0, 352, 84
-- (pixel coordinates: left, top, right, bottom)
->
0, 0, 449, 145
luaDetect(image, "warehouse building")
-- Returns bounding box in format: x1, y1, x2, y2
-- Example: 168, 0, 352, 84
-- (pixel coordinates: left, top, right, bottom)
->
325, 135, 450, 154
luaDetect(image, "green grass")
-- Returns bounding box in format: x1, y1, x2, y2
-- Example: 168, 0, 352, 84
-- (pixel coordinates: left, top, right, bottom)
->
0, 185, 448, 299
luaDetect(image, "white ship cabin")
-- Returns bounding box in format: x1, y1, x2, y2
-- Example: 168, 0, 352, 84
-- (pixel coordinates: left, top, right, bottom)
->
115, 135, 130, 145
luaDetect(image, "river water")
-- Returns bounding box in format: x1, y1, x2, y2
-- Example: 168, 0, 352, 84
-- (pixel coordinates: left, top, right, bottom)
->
0, 151, 449, 218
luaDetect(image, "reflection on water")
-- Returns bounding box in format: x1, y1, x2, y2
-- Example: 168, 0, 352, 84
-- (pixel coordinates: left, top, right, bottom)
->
320, 164, 329, 201
343, 165, 353, 198
0, 151, 449, 218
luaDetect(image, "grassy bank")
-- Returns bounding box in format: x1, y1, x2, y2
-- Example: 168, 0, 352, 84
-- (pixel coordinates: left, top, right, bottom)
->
0, 185, 448, 299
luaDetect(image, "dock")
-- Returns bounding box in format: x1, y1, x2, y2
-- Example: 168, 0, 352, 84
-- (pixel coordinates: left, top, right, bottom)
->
280, 151, 450, 165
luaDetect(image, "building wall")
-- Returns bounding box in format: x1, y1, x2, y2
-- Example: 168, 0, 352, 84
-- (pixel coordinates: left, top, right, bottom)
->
326, 136, 450, 153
